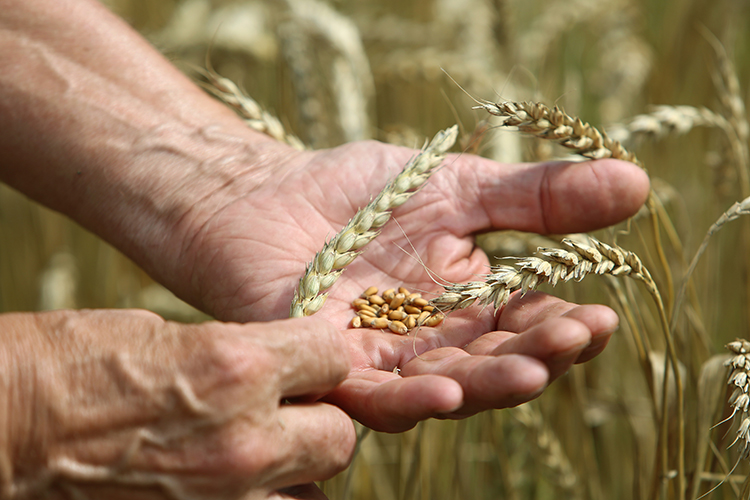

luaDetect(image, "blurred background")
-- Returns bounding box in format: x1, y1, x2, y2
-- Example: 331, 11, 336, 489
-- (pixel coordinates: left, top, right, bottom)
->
2, 0, 750, 498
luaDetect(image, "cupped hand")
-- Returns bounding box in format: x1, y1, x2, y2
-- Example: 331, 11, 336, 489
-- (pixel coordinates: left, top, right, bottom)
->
0, 310, 355, 499
178, 139, 649, 431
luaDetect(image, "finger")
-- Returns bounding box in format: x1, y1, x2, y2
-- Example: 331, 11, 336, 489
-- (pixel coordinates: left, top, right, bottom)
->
226, 317, 351, 398
115, 403, 354, 497
493, 292, 618, 364
559, 305, 617, 363
467, 317, 593, 380
323, 371, 464, 433
433, 156, 649, 235
273, 483, 329, 500
261, 403, 356, 489
496, 291, 616, 333
399, 348, 549, 417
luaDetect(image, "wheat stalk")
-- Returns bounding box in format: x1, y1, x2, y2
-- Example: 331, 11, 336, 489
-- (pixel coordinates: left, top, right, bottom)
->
672, 196, 750, 329
289, 125, 459, 317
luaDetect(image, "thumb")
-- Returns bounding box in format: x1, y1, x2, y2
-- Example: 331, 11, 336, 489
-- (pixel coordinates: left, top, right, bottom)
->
432, 156, 650, 235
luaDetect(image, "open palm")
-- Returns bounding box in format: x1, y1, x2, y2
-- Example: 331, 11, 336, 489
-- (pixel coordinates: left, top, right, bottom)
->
179, 138, 649, 432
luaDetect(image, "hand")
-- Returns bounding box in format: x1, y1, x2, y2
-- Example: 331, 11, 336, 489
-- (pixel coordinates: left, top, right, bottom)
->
0, 0, 650, 434
176, 141, 650, 431
0, 310, 355, 499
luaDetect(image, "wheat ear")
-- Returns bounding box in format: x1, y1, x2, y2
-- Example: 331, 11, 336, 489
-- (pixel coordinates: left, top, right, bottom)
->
606, 105, 731, 146
289, 125, 459, 317
473, 100, 642, 167
722, 340, 750, 459
472, 98, 678, 317
429, 236, 652, 314
197, 68, 307, 151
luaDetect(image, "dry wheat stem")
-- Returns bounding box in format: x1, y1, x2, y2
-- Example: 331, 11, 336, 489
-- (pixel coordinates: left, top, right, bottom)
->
700, 27, 750, 202
289, 125, 459, 317
197, 69, 307, 151
672, 196, 750, 331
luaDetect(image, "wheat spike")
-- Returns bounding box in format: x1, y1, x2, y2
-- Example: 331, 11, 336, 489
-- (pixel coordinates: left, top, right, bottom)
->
723, 340, 750, 458
290, 126, 459, 317
606, 105, 731, 146
430, 236, 652, 314
474, 100, 642, 167
198, 69, 307, 151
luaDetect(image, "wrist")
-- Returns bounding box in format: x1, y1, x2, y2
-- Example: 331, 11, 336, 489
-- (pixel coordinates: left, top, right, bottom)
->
121, 129, 299, 309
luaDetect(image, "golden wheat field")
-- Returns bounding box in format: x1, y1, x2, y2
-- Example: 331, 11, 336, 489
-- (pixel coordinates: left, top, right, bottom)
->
3, 0, 750, 499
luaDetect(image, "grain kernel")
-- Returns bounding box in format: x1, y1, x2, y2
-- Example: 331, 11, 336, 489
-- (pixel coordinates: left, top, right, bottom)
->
368, 295, 385, 305
404, 305, 421, 314
417, 311, 431, 324
351, 316, 362, 328
388, 310, 407, 321
413, 298, 429, 307
398, 287, 411, 295
389, 320, 408, 335
362, 286, 378, 297
389, 293, 406, 309
406, 292, 422, 303
380, 303, 390, 315
425, 313, 445, 327
358, 309, 376, 319
422, 305, 434, 312
405, 315, 417, 329
352, 298, 369, 307
382, 288, 396, 301
370, 317, 389, 329
356, 304, 377, 313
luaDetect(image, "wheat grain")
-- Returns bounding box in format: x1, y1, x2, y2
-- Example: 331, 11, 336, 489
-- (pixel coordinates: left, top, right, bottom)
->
289, 126, 458, 317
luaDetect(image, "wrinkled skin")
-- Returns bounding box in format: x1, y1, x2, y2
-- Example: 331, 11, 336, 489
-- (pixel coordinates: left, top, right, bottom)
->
175, 140, 650, 432
0, 310, 355, 500
0, 0, 651, 497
